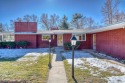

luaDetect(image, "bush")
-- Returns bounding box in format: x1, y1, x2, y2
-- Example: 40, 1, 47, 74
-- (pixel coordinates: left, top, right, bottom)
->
0, 41, 31, 49
6, 42, 16, 48
0, 42, 16, 48
16, 41, 30, 48
0, 42, 2, 48
63, 41, 82, 50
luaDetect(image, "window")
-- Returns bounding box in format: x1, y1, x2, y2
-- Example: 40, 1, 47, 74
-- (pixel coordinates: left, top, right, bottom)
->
42, 34, 50, 41
0, 35, 2, 42
3, 34, 15, 41
73, 34, 86, 41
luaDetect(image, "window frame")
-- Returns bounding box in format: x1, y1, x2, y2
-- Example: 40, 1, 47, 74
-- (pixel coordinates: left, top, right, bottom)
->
42, 34, 51, 41
2, 34, 15, 42
72, 34, 86, 41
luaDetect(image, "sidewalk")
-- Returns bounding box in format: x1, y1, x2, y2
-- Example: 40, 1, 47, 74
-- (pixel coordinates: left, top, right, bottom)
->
47, 47, 67, 83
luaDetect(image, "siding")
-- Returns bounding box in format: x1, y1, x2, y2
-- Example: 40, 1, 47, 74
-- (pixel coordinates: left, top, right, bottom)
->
37, 34, 57, 48
96, 28, 125, 58
15, 34, 37, 48
15, 22, 37, 32
79, 34, 92, 49
63, 34, 92, 49
63, 34, 72, 43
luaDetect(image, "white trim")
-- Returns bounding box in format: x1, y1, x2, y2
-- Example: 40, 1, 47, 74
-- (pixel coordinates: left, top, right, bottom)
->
57, 34, 63, 46
72, 33, 86, 41
93, 34, 96, 50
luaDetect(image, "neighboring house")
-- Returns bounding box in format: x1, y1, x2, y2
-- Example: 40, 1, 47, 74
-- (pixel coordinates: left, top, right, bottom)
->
0, 22, 125, 58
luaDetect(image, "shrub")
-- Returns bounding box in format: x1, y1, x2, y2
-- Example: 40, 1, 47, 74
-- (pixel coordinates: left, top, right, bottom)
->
6, 42, 16, 48
0, 42, 7, 48
63, 41, 82, 50
0, 42, 16, 48
0, 42, 2, 48
16, 41, 30, 48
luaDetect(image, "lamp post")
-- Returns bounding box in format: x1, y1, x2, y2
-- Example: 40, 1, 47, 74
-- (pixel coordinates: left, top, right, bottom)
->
49, 38, 51, 64
70, 35, 77, 78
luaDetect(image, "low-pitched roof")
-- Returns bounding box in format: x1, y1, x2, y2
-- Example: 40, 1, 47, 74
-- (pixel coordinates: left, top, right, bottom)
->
87, 22, 125, 33
1, 22, 125, 35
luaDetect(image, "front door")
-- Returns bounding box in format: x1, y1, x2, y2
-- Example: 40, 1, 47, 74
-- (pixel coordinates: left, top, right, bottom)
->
57, 34, 63, 46
93, 34, 96, 50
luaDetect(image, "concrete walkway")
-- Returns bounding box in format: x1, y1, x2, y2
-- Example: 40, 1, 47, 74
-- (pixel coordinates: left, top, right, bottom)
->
47, 47, 67, 83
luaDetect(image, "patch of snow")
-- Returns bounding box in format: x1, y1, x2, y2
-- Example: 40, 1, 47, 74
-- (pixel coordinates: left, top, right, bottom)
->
17, 52, 46, 61
62, 51, 94, 59
0, 48, 49, 58
62, 50, 125, 83
86, 58, 125, 74
67, 59, 84, 68
96, 53, 119, 61
108, 75, 125, 83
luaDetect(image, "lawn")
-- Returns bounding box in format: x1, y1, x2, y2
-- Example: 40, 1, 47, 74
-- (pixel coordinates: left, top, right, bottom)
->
62, 51, 125, 83
0, 53, 50, 83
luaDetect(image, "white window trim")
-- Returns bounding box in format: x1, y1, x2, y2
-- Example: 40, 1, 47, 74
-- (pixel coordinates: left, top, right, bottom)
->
72, 34, 86, 41
2, 34, 15, 42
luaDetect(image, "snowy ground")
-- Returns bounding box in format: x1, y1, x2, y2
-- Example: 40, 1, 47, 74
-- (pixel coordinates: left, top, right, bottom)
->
0, 48, 49, 58
62, 51, 125, 83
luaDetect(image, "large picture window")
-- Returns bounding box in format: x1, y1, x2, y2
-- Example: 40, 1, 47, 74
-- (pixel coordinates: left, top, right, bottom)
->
3, 34, 15, 41
42, 34, 50, 41
73, 34, 86, 41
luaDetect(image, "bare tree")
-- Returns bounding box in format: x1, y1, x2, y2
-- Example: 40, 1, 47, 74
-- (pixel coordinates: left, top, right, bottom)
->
23, 15, 31, 22
16, 17, 23, 22
50, 14, 59, 27
40, 13, 50, 30
114, 11, 125, 22
30, 14, 38, 22
0, 23, 4, 32
10, 20, 15, 31
101, 0, 120, 25
71, 13, 86, 29
86, 17, 94, 28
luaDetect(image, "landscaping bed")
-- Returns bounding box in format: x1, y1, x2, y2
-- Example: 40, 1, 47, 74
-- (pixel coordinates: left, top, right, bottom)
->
62, 51, 125, 83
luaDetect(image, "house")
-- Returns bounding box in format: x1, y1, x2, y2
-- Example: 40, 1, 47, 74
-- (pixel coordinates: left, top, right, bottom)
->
0, 22, 125, 58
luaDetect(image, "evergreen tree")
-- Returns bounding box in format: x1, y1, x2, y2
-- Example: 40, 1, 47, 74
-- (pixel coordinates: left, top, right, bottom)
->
60, 15, 69, 30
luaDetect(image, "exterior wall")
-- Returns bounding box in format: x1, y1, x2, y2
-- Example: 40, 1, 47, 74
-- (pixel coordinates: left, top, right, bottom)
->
63, 34, 72, 43
63, 34, 92, 49
79, 34, 93, 49
15, 22, 37, 32
15, 35, 37, 48
96, 28, 125, 58
37, 34, 57, 48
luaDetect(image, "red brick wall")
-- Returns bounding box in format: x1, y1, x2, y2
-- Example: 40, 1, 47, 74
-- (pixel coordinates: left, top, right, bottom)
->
37, 34, 57, 48
63, 34, 72, 43
15, 22, 37, 32
79, 34, 92, 49
15, 34, 37, 48
96, 28, 125, 58
63, 34, 92, 49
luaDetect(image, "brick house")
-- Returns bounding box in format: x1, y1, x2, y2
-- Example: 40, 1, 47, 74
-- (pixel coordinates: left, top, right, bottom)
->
0, 22, 125, 58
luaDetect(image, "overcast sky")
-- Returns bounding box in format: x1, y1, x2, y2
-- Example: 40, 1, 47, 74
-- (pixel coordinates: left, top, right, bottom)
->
0, 0, 125, 25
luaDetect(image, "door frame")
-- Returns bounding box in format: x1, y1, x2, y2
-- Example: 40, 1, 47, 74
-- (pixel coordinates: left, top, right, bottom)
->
93, 34, 96, 50
57, 34, 63, 46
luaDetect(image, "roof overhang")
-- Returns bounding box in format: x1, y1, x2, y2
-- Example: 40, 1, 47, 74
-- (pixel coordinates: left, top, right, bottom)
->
0, 22, 125, 35
87, 22, 125, 33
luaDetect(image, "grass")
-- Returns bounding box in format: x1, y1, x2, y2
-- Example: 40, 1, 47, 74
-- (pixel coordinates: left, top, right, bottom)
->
0, 54, 50, 83
63, 57, 124, 83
